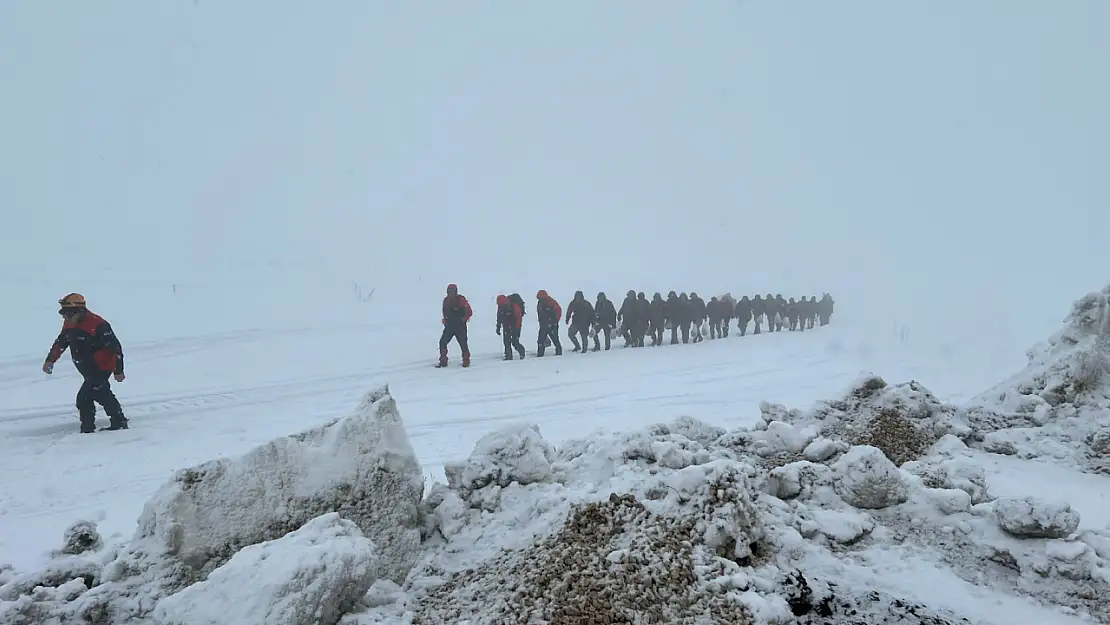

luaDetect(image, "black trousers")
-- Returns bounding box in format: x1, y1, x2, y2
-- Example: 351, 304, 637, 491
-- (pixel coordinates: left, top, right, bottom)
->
77, 374, 125, 431
439, 324, 470, 363
592, 325, 613, 350
502, 326, 525, 359
569, 324, 590, 352
538, 324, 562, 356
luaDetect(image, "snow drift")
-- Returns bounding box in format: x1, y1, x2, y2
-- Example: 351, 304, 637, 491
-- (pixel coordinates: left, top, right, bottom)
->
151, 513, 377, 625
2, 284, 1109, 625
0, 386, 422, 625
135, 385, 424, 585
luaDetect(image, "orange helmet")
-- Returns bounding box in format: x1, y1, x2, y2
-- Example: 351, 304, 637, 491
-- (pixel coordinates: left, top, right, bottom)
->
496, 294, 508, 305
536, 289, 548, 299
58, 293, 87, 309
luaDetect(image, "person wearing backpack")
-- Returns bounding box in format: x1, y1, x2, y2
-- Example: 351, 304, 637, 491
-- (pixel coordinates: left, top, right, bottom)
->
495, 295, 526, 360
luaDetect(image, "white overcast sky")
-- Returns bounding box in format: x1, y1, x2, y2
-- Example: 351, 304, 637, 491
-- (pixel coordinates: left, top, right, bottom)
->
1, 1, 1106, 335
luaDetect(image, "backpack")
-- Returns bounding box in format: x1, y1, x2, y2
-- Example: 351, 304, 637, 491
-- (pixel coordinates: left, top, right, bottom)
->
509, 293, 526, 316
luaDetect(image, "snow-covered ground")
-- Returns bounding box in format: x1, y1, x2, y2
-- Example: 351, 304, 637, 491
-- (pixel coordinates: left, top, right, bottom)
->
1, 282, 1108, 625
0, 283, 1015, 575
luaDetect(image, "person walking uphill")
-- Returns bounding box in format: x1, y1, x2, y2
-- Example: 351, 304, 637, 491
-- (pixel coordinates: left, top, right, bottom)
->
42, 293, 128, 433
565, 290, 595, 354
495, 295, 526, 360
437, 284, 473, 368
536, 290, 563, 357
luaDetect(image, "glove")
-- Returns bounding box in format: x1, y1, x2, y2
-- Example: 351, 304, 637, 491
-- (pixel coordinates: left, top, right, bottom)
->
115, 372, 126, 382
441, 319, 445, 325
42, 361, 53, 375
496, 327, 501, 335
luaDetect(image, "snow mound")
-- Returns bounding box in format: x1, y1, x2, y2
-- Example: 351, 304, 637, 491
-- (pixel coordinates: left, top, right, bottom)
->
60, 521, 103, 556
993, 497, 1081, 539
753, 375, 966, 467
442, 423, 556, 501
152, 513, 377, 625
830, 446, 909, 509
965, 284, 1110, 470
351, 419, 1001, 625
135, 384, 424, 584
0, 386, 424, 625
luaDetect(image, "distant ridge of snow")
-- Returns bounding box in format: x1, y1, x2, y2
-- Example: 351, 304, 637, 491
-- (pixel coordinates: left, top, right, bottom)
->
2, 284, 1109, 625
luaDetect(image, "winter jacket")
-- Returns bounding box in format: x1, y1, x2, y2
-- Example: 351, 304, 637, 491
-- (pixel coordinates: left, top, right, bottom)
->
734, 298, 753, 322
442, 294, 473, 327
595, 297, 617, 328
536, 291, 562, 327
649, 296, 666, 323
566, 295, 595, 328
495, 295, 522, 332
665, 295, 684, 324
636, 295, 650, 322
750, 296, 766, 317
45, 311, 125, 378
688, 295, 707, 323
618, 295, 639, 323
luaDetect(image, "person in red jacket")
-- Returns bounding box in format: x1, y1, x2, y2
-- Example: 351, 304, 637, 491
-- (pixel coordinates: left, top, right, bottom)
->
535, 290, 563, 357
437, 283, 473, 367
42, 293, 129, 433
495, 294, 526, 361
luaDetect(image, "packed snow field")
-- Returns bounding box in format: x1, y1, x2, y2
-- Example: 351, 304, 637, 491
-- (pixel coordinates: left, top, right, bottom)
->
1, 283, 1109, 624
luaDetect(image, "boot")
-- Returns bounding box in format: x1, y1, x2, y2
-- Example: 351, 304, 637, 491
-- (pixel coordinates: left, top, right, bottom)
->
437, 347, 449, 367
462, 353, 471, 368
517, 346, 526, 359
79, 412, 96, 434
106, 414, 129, 430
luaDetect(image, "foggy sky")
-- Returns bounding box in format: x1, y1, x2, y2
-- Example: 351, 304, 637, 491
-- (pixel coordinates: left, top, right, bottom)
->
2, 1, 1107, 337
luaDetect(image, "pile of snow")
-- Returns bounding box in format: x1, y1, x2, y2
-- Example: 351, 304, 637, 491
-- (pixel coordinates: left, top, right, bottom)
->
0, 386, 422, 625
152, 513, 377, 625
354, 411, 1109, 624
3, 284, 1110, 625
748, 374, 968, 467
964, 284, 1110, 470
135, 385, 424, 584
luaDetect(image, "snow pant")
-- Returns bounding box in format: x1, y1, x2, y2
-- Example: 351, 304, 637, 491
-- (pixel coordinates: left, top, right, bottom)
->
439, 324, 470, 365
537, 324, 562, 356
752, 314, 763, 334
737, 317, 750, 336
808, 315, 816, 329
721, 319, 730, 337
669, 323, 679, 345
789, 315, 799, 331
620, 322, 632, 346
649, 321, 664, 345
709, 319, 721, 339
628, 321, 645, 347
592, 325, 613, 351
680, 322, 691, 344
502, 326, 525, 359
568, 323, 590, 352
691, 321, 704, 343
76, 373, 126, 433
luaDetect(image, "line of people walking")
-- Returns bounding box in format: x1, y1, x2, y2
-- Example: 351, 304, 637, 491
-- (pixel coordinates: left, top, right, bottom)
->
438, 284, 835, 367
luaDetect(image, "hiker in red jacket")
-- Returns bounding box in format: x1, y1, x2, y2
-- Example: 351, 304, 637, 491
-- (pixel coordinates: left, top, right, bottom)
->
535, 290, 563, 357
42, 293, 129, 433
495, 294, 526, 361
437, 284, 473, 367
